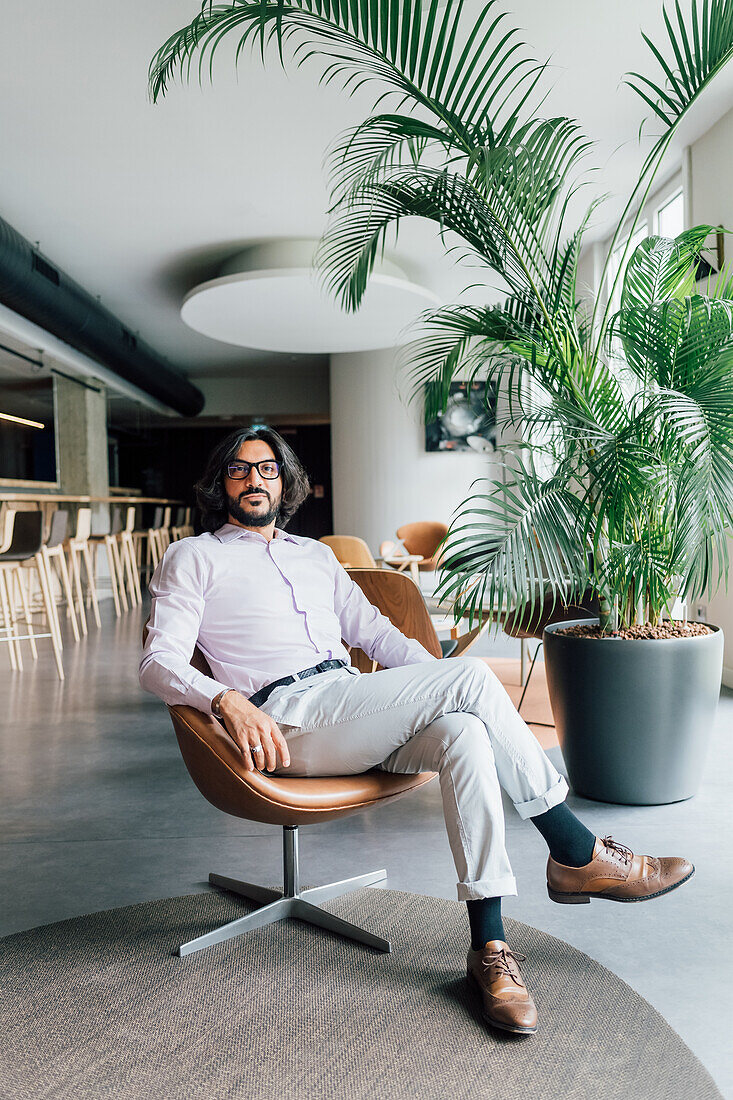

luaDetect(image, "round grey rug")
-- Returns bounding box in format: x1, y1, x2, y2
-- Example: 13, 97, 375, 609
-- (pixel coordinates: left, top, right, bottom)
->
0, 888, 721, 1100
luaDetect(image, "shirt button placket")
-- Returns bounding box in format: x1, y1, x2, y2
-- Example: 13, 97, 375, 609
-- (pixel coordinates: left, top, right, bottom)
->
268, 540, 319, 653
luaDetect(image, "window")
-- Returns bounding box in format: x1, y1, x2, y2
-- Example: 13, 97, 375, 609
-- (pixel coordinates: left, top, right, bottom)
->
604, 178, 685, 314
607, 224, 648, 315
655, 189, 684, 239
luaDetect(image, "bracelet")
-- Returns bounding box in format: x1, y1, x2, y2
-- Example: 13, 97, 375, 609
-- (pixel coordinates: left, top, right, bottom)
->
211, 688, 234, 718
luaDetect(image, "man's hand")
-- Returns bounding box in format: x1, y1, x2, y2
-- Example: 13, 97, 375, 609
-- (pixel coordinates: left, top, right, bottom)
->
218, 691, 291, 772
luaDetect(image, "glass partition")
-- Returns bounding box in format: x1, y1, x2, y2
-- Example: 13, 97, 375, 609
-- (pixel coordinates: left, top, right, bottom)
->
0, 339, 57, 484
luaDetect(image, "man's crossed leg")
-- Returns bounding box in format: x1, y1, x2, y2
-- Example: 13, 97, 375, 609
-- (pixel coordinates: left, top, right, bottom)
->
262, 657, 693, 1036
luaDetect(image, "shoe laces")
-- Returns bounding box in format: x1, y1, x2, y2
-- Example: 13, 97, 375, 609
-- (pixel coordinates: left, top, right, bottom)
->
601, 835, 633, 866
482, 947, 526, 986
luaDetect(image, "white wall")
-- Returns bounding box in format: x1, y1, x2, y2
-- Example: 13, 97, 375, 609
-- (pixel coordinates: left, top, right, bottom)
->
330, 348, 497, 555
689, 106, 733, 682
690, 103, 733, 243
706, 560, 733, 687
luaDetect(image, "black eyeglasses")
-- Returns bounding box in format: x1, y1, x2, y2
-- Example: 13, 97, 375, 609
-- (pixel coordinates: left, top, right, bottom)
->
226, 460, 281, 480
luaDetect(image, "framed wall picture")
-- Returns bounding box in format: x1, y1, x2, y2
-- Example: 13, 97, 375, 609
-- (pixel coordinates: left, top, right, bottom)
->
425, 380, 497, 453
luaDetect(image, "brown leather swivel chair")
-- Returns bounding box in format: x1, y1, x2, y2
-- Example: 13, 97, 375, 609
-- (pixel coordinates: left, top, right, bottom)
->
162, 642, 435, 957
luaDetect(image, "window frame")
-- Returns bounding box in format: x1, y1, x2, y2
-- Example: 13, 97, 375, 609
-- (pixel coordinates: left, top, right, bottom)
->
604, 172, 684, 312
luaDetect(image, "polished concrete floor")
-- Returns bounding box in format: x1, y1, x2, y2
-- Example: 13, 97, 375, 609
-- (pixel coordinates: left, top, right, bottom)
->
1, 602, 732, 1097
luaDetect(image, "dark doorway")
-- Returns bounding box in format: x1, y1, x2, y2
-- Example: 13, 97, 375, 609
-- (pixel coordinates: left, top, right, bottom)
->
274, 424, 331, 538
114, 420, 333, 539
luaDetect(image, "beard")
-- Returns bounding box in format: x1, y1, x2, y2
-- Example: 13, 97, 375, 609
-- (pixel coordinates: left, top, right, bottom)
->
227, 487, 281, 528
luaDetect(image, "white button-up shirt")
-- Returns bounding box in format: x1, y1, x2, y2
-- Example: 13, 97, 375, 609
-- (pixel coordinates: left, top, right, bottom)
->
139, 524, 435, 713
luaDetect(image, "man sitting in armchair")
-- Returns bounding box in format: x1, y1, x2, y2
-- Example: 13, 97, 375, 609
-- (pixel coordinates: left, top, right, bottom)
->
140, 426, 694, 1038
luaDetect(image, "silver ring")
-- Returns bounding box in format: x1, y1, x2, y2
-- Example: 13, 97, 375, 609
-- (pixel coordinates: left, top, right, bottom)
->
251, 746, 264, 756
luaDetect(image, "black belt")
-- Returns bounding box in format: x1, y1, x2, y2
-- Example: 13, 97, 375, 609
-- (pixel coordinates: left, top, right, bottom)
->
249, 660, 348, 708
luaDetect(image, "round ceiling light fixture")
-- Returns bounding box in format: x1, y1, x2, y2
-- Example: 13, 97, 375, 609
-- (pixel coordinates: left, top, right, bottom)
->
180, 239, 440, 354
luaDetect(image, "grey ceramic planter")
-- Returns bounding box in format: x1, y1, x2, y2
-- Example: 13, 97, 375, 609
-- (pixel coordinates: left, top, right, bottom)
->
543, 618, 724, 805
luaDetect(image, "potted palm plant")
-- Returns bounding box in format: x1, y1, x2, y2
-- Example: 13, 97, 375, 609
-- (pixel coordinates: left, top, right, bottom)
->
151, 0, 733, 804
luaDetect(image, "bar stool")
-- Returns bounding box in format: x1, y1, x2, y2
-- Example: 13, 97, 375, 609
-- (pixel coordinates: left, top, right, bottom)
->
0, 510, 64, 680
173, 507, 195, 541
155, 505, 172, 555
108, 506, 130, 614
0, 510, 20, 668
88, 506, 128, 618
66, 508, 101, 634
0, 508, 15, 554
133, 506, 163, 583
146, 506, 172, 575
160, 506, 172, 550
119, 506, 142, 608
147, 526, 163, 573
171, 507, 187, 542
42, 510, 80, 643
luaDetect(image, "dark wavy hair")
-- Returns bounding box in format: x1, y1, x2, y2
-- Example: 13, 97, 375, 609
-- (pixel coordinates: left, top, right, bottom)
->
194, 426, 310, 533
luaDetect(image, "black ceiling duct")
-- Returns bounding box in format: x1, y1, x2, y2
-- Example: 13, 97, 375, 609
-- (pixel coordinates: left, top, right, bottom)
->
0, 214, 204, 417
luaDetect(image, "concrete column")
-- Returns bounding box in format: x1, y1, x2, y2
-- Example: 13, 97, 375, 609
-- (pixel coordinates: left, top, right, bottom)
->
330, 347, 495, 557
54, 374, 109, 532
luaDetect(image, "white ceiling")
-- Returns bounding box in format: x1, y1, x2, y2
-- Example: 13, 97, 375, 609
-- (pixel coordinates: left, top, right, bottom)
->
1, 0, 732, 381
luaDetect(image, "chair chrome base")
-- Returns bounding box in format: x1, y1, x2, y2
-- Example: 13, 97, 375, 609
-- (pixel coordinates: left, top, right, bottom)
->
177, 824, 391, 957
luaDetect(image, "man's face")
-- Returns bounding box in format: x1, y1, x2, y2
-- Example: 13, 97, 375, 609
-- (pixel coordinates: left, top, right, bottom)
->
224, 440, 283, 529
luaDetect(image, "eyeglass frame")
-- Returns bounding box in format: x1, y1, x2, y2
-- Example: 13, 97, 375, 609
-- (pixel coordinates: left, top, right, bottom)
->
225, 459, 282, 481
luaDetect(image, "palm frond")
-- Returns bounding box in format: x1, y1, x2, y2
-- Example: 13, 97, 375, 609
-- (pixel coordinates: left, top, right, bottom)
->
621, 228, 714, 310
626, 0, 733, 130
468, 117, 593, 248
594, 3, 733, 345
315, 166, 542, 309
671, 461, 727, 597
326, 114, 455, 203
150, 0, 542, 147
581, 426, 658, 549
324, 119, 593, 312
672, 294, 733, 389
613, 298, 687, 386
435, 459, 589, 627
520, 359, 628, 445
647, 352, 733, 526
709, 260, 733, 299
403, 299, 546, 416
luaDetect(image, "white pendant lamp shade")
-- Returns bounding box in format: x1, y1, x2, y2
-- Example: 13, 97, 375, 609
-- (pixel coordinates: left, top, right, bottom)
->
180, 239, 440, 353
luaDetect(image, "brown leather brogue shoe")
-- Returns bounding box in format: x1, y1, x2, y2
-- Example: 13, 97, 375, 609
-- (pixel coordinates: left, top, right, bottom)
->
466, 940, 538, 1035
547, 835, 694, 904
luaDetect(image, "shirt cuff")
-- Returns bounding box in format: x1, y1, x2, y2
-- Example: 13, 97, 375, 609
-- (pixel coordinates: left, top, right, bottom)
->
185, 677, 231, 717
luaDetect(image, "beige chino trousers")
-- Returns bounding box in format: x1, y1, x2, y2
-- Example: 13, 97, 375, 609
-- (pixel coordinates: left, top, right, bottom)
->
260, 657, 568, 900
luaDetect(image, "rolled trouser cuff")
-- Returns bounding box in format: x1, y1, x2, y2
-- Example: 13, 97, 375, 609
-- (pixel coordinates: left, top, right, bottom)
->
457, 875, 518, 901
513, 775, 569, 820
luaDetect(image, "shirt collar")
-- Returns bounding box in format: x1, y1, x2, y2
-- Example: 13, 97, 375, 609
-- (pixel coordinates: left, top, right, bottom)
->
214, 523, 298, 545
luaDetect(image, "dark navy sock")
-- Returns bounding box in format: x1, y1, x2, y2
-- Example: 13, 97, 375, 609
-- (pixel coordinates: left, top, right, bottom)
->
466, 896, 505, 950
530, 802, 596, 867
